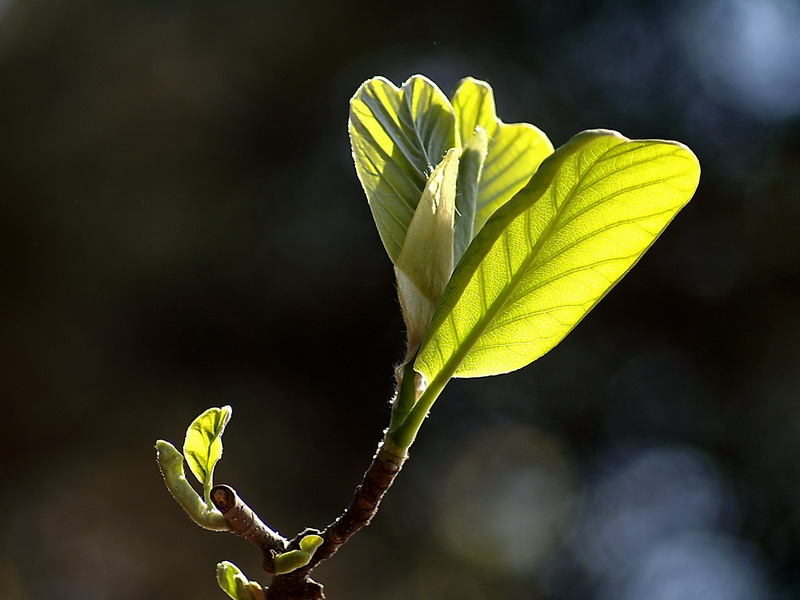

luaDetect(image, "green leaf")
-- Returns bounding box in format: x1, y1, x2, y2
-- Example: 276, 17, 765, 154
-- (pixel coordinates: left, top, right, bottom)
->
395, 148, 459, 354
451, 77, 553, 234
271, 534, 323, 575
216, 562, 265, 600
349, 75, 457, 263
415, 129, 700, 382
299, 534, 324, 553
453, 127, 488, 263
183, 406, 232, 505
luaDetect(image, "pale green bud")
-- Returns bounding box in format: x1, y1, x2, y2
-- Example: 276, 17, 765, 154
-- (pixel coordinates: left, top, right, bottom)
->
395, 148, 459, 356
454, 127, 489, 261
271, 534, 324, 575
216, 561, 266, 600
155, 440, 229, 531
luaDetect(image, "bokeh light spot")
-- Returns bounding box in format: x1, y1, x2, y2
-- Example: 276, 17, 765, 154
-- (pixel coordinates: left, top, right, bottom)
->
436, 425, 576, 577
680, 0, 800, 119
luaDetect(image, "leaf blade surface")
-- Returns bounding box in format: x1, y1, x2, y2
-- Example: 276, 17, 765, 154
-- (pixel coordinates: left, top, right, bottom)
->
349, 75, 457, 262
415, 130, 700, 381
451, 78, 553, 233
183, 405, 232, 502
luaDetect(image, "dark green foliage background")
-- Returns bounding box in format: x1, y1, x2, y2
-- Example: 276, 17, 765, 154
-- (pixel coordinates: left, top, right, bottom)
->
2, 1, 799, 598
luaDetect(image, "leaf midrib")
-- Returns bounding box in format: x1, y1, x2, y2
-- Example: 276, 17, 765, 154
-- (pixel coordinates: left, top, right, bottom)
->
424, 141, 599, 382
402, 83, 444, 170
361, 93, 427, 177
463, 145, 691, 367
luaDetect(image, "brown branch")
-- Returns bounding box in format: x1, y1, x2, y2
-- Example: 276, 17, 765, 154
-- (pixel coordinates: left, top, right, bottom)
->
210, 484, 288, 573
263, 572, 325, 600
207, 430, 408, 598
264, 440, 408, 599
316, 441, 407, 563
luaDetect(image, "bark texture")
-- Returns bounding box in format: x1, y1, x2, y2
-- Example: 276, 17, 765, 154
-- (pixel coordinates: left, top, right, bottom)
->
210, 484, 288, 573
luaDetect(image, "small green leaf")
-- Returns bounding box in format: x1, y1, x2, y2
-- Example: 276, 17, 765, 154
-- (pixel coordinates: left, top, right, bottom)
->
415, 129, 700, 382
155, 440, 229, 531
216, 562, 265, 600
299, 534, 324, 553
451, 77, 553, 233
349, 75, 457, 263
395, 148, 459, 354
272, 551, 312, 575
183, 406, 232, 505
272, 535, 324, 575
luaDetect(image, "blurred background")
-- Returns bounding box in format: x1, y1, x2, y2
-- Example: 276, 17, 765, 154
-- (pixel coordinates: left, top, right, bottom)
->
2, 0, 799, 598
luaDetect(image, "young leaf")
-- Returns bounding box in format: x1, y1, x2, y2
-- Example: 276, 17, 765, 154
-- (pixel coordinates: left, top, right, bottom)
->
299, 534, 324, 554
349, 75, 457, 263
415, 130, 700, 382
183, 406, 232, 505
271, 534, 324, 575
453, 127, 488, 263
216, 561, 266, 600
451, 77, 553, 233
395, 148, 459, 355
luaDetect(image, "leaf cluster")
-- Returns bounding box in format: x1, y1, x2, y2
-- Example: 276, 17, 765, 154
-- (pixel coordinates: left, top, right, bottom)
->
157, 407, 326, 598
349, 75, 700, 449
155, 75, 700, 600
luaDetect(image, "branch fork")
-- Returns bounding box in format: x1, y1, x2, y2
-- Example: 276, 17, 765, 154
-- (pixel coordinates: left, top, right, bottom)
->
210, 439, 408, 599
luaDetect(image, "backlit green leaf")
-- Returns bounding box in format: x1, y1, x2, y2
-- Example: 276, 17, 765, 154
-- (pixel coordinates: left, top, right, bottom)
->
451, 77, 553, 234
349, 75, 457, 262
453, 127, 488, 262
183, 406, 232, 504
415, 130, 700, 381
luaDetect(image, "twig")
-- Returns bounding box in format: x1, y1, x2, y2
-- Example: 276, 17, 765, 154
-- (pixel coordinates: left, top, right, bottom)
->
207, 430, 408, 598
210, 484, 288, 573
264, 440, 408, 599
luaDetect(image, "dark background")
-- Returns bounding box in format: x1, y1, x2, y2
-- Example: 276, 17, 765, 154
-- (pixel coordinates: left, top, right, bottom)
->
3, 0, 800, 598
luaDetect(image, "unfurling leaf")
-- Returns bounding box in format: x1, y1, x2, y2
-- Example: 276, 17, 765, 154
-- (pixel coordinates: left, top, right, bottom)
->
454, 127, 489, 263
451, 77, 553, 233
183, 405, 232, 505
395, 148, 459, 355
415, 129, 700, 382
216, 561, 266, 600
349, 75, 457, 263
